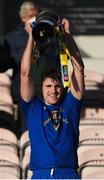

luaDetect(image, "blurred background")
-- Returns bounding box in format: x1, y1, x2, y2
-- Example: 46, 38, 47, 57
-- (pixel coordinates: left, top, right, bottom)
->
1, 0, 104, 73
0, 0, 104, 179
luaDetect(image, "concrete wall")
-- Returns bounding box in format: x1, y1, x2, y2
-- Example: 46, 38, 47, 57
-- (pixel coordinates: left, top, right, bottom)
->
74, 36, 104, 74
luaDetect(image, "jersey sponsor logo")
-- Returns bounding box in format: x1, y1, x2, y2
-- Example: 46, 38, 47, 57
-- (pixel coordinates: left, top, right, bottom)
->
43, 108, 69, 131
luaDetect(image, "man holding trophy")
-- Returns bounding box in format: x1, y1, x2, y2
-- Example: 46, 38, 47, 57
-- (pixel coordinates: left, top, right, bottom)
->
20, 10, 85, 179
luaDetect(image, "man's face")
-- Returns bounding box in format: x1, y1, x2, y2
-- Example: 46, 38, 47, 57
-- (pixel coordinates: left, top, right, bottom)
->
42, 78, 63, 105
21, 8, 39, 24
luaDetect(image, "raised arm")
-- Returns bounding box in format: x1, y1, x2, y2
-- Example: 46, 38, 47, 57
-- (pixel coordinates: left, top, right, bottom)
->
20, 23, 35, 102
62, 18, 85, 100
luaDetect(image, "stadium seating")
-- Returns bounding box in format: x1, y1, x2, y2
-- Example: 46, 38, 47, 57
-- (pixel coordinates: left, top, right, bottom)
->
81, 166, 104, 179
0, 68, 104, 178
0, 149, 21, 178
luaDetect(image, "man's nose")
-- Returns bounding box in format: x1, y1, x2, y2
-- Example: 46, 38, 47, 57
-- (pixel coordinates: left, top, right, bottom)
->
52, 86, 56, 93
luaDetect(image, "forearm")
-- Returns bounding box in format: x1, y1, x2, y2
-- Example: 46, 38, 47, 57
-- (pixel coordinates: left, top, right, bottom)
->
20, 29, 35, 102
65, 32, 85, 99
62, 18, 84, 71
65, 32, 84, 71
21, 34, 34, 76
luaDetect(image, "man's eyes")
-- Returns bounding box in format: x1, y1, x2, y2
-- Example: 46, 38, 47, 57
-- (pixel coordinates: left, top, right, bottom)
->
46, 85, 52, 87
56, 85, 61, 88
46, 85, 61, 88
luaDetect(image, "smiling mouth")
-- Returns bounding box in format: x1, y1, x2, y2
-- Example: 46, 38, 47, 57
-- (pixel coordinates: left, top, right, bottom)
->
49, 95, 58, 98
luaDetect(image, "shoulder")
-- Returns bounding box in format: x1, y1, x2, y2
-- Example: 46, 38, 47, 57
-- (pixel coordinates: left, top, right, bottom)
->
20, 96, 43, 111
62, 90, 82, 106
5, 26, 26, 40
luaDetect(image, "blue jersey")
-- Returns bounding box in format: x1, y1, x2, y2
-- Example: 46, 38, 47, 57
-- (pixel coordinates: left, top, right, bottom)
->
21, 92, 82, 171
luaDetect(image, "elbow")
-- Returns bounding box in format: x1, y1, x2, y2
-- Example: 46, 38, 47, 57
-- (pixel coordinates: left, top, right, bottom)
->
21, 66, 30, 77
80, 66, 84, 76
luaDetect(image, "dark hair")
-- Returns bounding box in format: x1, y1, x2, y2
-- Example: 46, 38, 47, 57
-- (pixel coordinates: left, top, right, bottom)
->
41, 69, 62, 84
